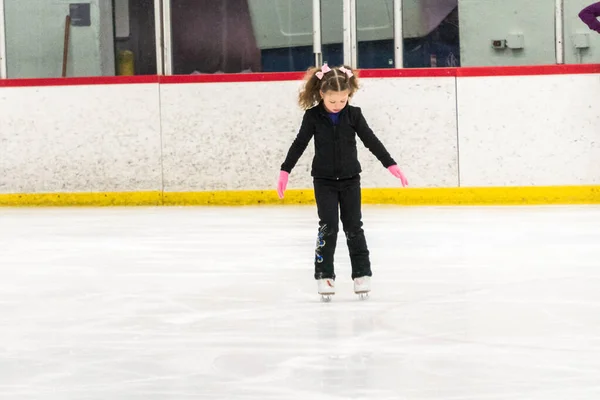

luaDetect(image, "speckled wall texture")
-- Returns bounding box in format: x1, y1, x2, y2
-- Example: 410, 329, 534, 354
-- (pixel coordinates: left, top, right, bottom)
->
0, 73, 597, 195
160, 80, 311, 192
160, 77, 458, 192
350, 77, 458, 189
457, 74, 600, 186
0, 84, 162, 194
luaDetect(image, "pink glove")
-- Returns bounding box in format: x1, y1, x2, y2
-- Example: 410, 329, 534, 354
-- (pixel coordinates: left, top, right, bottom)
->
388, 165, 408, 187
277, 171, 289, 199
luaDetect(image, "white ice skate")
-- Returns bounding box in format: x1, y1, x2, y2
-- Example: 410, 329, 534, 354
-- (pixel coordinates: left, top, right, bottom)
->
354, 276, 371, 300
318, 278, 335, 302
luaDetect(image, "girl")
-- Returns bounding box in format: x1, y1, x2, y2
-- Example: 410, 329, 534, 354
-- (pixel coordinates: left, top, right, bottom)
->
276, 63, 408, 299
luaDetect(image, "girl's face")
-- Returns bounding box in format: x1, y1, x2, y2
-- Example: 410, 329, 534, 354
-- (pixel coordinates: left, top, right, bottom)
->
320, 89, 349, 113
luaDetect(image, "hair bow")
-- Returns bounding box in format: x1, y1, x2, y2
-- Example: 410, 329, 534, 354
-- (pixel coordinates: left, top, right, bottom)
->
315, 63, 332, 80
339, 66, 354, 78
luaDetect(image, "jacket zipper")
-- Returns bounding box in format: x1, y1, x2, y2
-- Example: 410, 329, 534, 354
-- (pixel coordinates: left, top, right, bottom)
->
333, 125, 340, 179
322, 109, 342, 180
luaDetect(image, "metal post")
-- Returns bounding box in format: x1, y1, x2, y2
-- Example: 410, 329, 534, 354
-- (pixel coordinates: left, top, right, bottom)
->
162, 0, 173, 75
343, 0, 352, 66
0, 0, 7, 78
349, 0, 357, 68
393, 0, 403, 68
313, 0, 322, 66
153, 0, 163, 75
555, 0, 564, 64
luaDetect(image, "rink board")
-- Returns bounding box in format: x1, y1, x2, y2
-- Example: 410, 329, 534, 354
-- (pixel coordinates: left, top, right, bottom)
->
0, 83, 162, 195
1, 186, 599, 206
1, 64, 599, 207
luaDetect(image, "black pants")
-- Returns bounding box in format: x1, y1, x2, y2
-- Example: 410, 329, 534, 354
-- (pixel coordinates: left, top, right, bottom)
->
313, 175, 372, 280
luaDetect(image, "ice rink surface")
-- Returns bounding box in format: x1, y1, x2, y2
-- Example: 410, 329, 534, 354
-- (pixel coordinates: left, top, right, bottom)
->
1, 204, 600, 400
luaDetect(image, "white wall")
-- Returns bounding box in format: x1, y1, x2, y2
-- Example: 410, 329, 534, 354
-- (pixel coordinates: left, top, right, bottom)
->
160, 80, 308, 192
159, 77, 458, 192
0, 71, 598, 195
457, 73, 600, 186
0, 84, 161, 194
349, 77, 458, 188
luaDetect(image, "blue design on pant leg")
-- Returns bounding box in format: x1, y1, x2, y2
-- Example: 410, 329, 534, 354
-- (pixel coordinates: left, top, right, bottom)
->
315, 224, 327, 264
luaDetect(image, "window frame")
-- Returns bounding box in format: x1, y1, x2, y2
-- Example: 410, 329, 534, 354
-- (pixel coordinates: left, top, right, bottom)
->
0, 0, 568, 78
0, 0, 6, 79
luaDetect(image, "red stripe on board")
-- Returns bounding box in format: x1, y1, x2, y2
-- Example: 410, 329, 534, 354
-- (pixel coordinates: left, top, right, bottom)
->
159, 71, 305, 84
0, 75, 159, 87
357, 68, 456, 78
457, 64, 600, 77
158, 68, 456, 83
0, 64, 598, 87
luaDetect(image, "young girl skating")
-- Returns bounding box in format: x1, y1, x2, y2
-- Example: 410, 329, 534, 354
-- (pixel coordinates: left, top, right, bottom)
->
276, 63, 408, 300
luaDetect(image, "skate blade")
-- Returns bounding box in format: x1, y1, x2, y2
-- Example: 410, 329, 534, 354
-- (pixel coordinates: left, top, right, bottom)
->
320, 294, 333, 302
356, 291, 370, 300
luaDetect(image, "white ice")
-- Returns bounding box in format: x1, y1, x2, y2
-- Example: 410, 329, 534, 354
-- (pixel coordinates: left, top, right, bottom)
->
1, 205, 600, 400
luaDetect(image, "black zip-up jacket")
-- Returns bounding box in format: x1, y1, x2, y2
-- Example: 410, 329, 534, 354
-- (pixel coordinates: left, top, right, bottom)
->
280, 102, 396, 180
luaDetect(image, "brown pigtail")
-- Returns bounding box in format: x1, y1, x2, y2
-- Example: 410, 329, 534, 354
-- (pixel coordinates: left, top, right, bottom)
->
341, 65, 360, 97
298, 66, 324, 110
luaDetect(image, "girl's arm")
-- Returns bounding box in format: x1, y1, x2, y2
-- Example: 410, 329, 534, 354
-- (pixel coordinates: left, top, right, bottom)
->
281, 112, 315, 173
353, 108, 396, 168
579, 2, 600, 32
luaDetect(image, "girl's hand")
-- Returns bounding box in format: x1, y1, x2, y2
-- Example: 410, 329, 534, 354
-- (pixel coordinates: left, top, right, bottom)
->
388, 165, 408, 187
277, 171, 289, 199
